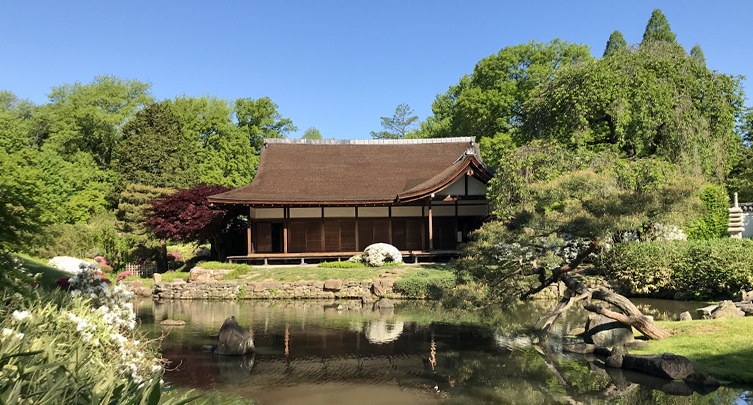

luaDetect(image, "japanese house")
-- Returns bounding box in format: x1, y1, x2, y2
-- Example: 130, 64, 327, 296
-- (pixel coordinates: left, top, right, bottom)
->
208, 137, 494, 263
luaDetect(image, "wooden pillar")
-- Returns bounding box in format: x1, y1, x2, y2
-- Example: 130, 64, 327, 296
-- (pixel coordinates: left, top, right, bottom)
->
247, 207, 253, 255
283, 207, 289, 254
421, 201, 426, 252
355, 206, 360, 251
428, 197, 434, 252
388, 206, 393, 245
454, 200, 459, 250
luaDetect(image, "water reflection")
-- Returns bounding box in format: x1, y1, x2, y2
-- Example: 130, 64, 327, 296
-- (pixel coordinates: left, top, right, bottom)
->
134, 299, 751, 405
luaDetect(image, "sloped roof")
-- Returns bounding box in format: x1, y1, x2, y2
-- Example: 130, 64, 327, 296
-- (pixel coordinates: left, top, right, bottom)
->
208, 137, 494, 205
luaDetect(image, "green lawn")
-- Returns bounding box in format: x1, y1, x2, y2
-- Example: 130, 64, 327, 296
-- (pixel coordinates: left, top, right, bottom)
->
223, 263, 452, 282
632, 317, 753, 383
18, 254, 71, 291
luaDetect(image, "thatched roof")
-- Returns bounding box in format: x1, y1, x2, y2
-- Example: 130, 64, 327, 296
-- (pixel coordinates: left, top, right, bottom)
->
208, 137, 493, 205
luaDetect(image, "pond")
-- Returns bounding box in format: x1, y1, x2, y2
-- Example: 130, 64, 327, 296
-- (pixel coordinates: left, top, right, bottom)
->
135, 299, 752, 404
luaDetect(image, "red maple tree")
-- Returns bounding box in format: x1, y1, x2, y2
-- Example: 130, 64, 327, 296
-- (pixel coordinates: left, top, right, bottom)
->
146, 184, 231, 263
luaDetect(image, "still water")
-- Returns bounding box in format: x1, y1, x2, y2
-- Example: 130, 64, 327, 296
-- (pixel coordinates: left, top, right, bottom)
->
135, 299, 752, 405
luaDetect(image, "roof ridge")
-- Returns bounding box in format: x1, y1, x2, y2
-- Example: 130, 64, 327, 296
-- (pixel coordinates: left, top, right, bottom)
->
265, 137, 475, 145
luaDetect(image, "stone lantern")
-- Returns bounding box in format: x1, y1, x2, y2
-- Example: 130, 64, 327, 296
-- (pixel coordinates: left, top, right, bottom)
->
729, 193, 744, 239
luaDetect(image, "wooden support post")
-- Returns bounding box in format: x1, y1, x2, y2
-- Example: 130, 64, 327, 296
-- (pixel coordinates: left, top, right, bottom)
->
248, 207, 254, 255
264, 258, 268, 266
283, 207, 289, 254
355, 207, 360, 251
428, 198, 434, 252
388, 206, 393, 245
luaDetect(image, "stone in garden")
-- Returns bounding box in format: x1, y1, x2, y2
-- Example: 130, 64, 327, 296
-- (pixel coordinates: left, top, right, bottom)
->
361, 293, 374, 304
215, 316, 255, 355
372, 278, 395, 297
563, 344, 596, 354
711, 300, 745, 319
153, 273, 162, 283
697, 304, 717, 319
679, 311, 692, 321
621, 352, 695, 380
160, 319, 186, 326
605, 345, 628, 368
324, 279, 342, 291
584, 314, 635, 347
374, 298, 394, 309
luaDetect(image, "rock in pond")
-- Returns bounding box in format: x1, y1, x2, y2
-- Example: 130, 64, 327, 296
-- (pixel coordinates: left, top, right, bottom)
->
584, 314, 635, 347
216, 316, 255, 355
679, 311, 692, 321
160, 319, 186, 326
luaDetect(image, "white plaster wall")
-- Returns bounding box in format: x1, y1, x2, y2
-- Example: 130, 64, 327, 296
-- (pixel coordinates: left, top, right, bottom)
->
255, 208, 285, 219
743, 212, 753, 239
392, 206, 422, 217
323, 207, 356, 217
289, 207, 322, 218
358, 207, 389, 217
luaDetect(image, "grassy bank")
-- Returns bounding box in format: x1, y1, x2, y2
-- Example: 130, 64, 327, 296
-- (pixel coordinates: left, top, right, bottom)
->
18, 254, 71, 290
632, 317, 753, 383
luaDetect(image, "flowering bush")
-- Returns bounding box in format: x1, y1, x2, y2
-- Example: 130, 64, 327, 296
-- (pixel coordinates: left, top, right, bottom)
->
166, 252, 183, 261
94, 255, 112, 266
116, 270, 133, 281
362, 243, 402, 267
48, 256, 95, 274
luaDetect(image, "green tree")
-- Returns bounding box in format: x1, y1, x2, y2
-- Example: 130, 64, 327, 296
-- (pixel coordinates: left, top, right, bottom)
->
690, 43, 706, 66
45, 75, 153, 167
370, 104, 418, 139
417, 40, 592, 168
0, 91, 38, 153
726, 109, 753, 201
168, 95, 257, 187
235, 97, 297, 152
642, 9, 677, 44
603, 30, 627, 57
115, 183, 174, 235
525, 41, 745, 181
115, 102, 196, 188
301, 127, 323, 140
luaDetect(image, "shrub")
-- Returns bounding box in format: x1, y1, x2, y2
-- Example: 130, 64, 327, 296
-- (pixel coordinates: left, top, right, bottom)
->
199, 261, 250, 272
116, 271, 132, 281
393, 269, 456, 298
686, 184, 729, 240
441, 281, 490, 310
600, 239, 753, 299
362, 243, 402, 267
318, 261, 367, 269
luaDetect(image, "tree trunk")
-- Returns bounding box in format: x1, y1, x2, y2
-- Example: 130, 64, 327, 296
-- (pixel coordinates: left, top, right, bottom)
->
158, 239, 168, 272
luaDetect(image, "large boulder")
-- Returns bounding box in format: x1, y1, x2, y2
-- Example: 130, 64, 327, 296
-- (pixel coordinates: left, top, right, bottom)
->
362, 243, 402, 267
711, 300, 745, 319
216, 316, 255, 355
372, 278, 395, 297
622, 353, 695, 380
584, 314, 635, 347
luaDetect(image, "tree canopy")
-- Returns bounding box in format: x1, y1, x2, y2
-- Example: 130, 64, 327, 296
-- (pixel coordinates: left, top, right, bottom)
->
642, 9, 677, 44
235, 96, 298, 151
302, 127, 323, 140
603, 30, 627, 57
370, 104, 418, 139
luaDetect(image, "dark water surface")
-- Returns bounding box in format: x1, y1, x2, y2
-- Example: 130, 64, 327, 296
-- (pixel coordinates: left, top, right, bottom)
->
135, 299, 752, 405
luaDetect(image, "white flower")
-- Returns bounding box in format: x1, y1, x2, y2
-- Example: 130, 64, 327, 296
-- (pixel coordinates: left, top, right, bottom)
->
15, 332, 24, 340
2, 328, 13, 338
12, 310, 31, 323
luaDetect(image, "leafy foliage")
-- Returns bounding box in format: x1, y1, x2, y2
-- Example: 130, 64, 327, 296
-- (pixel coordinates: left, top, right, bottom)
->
393, 268, 456, 298
370, 103, 418, 139
301, 126, 323, 140
145, 184, 231, 259
317, 261, 367, 268
642, 9, 677, 44
235, 96, 298, 152
600, 239, 753, 299
603, 30, 627, 57
685, 184, 729, 239
690, 43, 706, 66
525, 41, 745, 181
115, 102, 196, 188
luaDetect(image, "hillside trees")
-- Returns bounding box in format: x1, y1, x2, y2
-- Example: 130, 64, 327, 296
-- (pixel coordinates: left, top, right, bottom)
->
603, 30, 627, 57
235, 96, 298, 152
167, 95, 257, 187
115, 102, 196, 188
524, 40, 745, 181
642, 9, 677, 44
415, 39, 592, 168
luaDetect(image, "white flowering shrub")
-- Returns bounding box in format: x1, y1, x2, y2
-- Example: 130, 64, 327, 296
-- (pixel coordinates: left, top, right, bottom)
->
348, 254, 363, 263
0, 260, 169, 403
362, 243, 402, 267
48, 256, 98, 274
648, 223, 687, 241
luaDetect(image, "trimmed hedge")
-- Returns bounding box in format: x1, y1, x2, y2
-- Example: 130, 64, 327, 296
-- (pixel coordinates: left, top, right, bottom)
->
317, 261, 367, 269
600, 239, 753, 299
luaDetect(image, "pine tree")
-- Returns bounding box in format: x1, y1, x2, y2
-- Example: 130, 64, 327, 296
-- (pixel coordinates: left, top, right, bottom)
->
603, 30, 628, 57
642, 9, 677, 43
690, 44, 706, 66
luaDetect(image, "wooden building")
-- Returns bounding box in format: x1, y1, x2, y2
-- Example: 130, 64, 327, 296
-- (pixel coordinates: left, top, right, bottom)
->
208, 137, 494, 263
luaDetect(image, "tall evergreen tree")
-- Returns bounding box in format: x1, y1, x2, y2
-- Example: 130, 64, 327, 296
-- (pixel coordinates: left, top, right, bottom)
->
603, 30, 627, 57
642, 9, 677, 43
115, 102, 196, 188
370, 104, 419, 139
690, 43, 706, 66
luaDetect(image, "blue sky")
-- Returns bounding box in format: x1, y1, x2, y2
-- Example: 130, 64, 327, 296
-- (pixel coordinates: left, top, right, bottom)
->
2, 1, 751, 140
